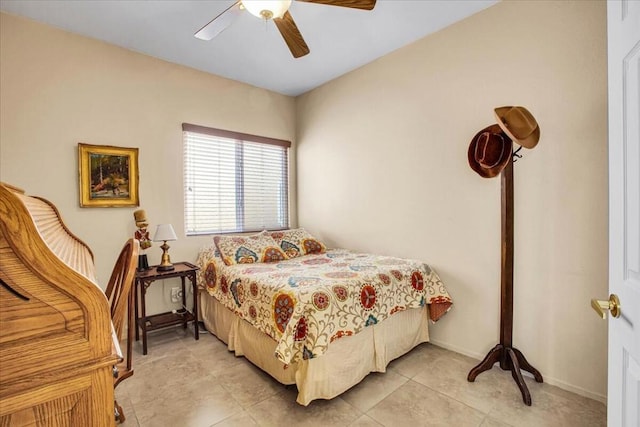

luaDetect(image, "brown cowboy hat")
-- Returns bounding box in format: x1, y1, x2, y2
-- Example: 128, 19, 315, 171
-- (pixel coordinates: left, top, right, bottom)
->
494, 106, 540, 149
468, 124, 512, 178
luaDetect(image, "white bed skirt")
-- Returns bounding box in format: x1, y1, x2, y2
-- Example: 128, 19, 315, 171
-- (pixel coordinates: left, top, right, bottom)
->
199, 290, 430, 405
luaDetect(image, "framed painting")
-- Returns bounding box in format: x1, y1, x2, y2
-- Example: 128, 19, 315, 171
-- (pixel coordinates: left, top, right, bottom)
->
78, 143, 139, 208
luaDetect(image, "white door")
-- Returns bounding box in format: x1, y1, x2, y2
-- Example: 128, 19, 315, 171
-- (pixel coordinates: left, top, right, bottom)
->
606, 1, 640, 425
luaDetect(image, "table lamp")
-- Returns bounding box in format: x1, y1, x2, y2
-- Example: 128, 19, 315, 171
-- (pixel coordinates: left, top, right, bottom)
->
153, 224, 177, 271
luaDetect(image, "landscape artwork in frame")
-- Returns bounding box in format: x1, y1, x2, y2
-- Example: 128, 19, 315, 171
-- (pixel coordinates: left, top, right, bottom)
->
78, 143, 139, 208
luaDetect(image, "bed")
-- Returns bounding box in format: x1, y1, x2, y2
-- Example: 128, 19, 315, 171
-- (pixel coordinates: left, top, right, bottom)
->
195, 229, 452, 405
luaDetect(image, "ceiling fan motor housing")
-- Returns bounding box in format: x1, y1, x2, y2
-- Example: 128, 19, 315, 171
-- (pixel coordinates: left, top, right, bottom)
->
242, 0, 292, 20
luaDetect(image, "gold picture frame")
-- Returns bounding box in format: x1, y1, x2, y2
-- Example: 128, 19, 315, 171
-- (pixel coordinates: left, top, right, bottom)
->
78, 143, 139, 208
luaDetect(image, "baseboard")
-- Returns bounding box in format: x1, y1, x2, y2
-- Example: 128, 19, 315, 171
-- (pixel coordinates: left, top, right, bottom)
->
429, 338, 486, 360
428, 339, 607, 405
542, 375, 607, 404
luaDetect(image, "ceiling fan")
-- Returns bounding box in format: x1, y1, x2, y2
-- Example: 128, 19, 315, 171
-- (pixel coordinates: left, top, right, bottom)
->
195, 0, 377, 58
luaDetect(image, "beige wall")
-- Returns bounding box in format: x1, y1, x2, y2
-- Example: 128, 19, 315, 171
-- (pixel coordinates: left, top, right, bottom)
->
0, 13, 296, 313
296, 0, 608, 400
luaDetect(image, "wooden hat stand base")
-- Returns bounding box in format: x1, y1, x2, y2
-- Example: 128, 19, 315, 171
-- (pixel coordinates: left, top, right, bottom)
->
467, 146, 543, 405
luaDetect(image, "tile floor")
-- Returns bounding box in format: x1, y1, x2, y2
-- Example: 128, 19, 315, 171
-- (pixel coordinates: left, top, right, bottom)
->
116, 326, 606, 427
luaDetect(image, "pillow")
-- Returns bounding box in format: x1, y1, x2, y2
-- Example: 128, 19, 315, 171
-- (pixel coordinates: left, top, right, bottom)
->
214, 232, 288, 266
269, 228, 327, 258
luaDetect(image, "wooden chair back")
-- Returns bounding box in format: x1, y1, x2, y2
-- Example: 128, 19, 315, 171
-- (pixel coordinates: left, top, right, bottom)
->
105, 238, 139, 341
104, 239, 139, 389
104, 239, 139, 423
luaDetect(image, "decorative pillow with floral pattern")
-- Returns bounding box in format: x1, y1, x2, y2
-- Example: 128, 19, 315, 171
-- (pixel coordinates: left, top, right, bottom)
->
269, 228, 327, 258
214, 233, 288, 266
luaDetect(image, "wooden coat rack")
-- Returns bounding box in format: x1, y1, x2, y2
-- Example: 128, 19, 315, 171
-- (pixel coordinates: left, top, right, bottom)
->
467, 144, 543, 406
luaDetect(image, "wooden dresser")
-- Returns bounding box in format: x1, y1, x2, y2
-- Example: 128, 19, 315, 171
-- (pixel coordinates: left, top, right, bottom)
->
0, 183, 119, 427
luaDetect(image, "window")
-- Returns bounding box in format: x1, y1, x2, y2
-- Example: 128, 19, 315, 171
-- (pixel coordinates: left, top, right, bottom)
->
183, 123, 290, 235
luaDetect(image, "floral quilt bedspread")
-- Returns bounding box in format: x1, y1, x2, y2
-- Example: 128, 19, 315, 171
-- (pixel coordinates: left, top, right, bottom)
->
196, 246, 452, 365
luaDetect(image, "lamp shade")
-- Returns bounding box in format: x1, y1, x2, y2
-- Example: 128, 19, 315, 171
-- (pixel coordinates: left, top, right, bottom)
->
242, 0, 291, 20
153, 224, 177, 242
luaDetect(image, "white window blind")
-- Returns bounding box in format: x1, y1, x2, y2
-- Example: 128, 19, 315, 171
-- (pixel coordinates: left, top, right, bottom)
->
183, 123, 290, 235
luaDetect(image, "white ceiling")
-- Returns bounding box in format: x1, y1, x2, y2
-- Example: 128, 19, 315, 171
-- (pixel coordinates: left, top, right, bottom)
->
0, 0, 498, 96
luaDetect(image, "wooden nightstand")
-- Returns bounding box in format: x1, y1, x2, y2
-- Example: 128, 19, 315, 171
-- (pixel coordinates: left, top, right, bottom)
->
134, 262, 200, 355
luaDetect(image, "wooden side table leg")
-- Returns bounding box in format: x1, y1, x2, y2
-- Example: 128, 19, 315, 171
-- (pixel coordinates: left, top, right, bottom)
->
192, 273, 199, 341
141, 282, 148, 356
126, 288, 134, 372
181, 276, 187, 330
134, 279, 140, 342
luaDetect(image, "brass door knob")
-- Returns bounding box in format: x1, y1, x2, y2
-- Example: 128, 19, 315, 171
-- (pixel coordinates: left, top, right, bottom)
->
591, 294, 621, 319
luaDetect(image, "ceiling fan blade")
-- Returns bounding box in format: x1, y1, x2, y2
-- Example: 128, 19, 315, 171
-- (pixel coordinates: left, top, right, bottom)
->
296, 0, 376, 11
194, 1, 243, 41
273, 11, 310, 58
